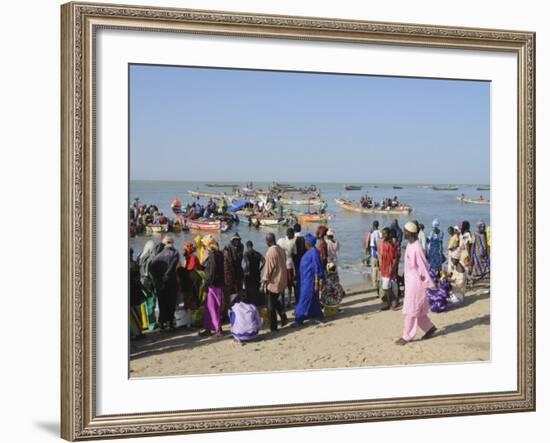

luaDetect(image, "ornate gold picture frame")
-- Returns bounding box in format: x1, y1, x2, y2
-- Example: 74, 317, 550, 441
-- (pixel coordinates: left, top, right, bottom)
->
61, 2, 535, 440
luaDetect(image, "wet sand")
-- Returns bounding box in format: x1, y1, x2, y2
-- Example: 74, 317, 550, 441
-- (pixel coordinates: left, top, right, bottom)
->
129, 283, 490, 377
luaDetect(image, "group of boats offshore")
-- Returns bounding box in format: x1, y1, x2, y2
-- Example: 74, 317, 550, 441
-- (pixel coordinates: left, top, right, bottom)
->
129, 182, 490, 236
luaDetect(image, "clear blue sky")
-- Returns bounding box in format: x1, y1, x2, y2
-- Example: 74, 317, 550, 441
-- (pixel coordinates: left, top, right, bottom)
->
130, 64, 490, 184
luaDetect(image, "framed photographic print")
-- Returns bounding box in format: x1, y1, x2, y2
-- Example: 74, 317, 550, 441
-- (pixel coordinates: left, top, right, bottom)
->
61, 1, 536, 440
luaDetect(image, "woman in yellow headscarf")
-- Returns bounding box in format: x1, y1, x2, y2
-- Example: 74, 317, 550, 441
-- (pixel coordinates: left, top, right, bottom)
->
194, 234, 205, 263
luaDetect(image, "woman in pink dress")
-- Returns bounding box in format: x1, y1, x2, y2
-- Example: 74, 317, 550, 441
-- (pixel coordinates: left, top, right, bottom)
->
395, 221, 438, 345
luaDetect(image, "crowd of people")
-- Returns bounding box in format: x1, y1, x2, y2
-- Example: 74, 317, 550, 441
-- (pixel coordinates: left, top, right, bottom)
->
129, 223, 345, 344
359, 193, 401, 209
130, 216, 490, 347
363, 217, 490, 343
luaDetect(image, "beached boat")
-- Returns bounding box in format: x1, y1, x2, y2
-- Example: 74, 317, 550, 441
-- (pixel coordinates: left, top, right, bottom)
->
345, 185, 362, 191
298, 213, 331, 223
145, 223, 169, 235
335, 199, 413, 216
186, 219, 229, 232
432, 186, 459, 191
457, 197, 490, 205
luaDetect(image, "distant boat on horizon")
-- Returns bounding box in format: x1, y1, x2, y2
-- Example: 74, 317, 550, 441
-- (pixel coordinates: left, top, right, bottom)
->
344, 185, 362, 191
393, 185, 403, 190
476, 186, 491, 191
205, 183, 238, 188
432, 185, 459, 191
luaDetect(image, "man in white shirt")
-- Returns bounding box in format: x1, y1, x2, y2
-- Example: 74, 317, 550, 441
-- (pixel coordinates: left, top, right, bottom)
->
277, 227, 297, 307
418, 223, 427, 255
369, 220, 382, 291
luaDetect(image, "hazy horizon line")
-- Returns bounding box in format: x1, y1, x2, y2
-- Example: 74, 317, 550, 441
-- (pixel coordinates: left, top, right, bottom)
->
130, 179, 490, 186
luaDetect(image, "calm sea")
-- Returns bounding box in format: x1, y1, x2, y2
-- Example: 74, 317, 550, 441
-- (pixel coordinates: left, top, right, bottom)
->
129, 181, 490, 286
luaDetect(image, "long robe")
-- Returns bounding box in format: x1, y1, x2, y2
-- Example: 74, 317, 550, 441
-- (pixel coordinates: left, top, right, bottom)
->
294, 247, 325, 323
403, 240, 435, 317
427, 230, 444, 274
472, 231, 490, 280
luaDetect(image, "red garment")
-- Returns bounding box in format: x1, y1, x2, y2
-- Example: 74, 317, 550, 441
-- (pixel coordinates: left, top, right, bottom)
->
185, 254, 201, 271
379, 240, 398, 279
317, 239, 328, 265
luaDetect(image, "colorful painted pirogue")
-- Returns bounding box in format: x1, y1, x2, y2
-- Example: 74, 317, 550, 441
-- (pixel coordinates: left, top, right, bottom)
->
236, 211, 285, 227
335, 198, 413, 216
145, 224, 169, 235
298, 213, 331, 223
185, 219, 229, 232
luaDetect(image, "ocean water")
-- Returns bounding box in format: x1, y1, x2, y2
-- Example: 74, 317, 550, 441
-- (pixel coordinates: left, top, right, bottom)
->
129, 181, 490, 286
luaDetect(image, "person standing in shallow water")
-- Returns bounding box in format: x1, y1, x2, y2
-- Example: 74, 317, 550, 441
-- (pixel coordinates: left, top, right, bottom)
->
395, 222, 437, 345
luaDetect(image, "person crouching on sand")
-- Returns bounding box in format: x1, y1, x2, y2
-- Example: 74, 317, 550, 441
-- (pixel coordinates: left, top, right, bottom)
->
395, 222, 437, 345
228, 291, 262, 344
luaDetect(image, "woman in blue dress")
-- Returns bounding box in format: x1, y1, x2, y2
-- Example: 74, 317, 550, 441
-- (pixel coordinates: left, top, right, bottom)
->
293, 234, 325, 325
427, 218, 445, 276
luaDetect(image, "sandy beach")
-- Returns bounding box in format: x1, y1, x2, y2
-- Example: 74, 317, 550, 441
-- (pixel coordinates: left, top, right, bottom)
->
130, 283, 490, 377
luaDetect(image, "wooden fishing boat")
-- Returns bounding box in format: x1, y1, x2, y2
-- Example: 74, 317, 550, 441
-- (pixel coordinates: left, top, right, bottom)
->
145, 223, 169, 235
298, 213, 331, 223
432, 186, 459, 191
237, 211, 284, 226
188, 190, 234, 200
279, 197, 321, 206
476, 186, 491, 191
205, 183, 238, 188
345, 185, 362, 191
335, 199, 413, 216
393, 185, 403, 190
186, 219, 229, 232
457, 197, 490, 205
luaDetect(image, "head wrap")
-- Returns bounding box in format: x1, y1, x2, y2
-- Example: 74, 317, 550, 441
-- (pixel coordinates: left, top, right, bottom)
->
404, 221, 418, 233
305, 233, 317, 246
316, 225, 328, 238
327, 229, 335, 236
162, 236, 174, 246
202, 234, 219, 251
477, 219, 486, 228
231, 232, 241, 241
183, 242, 196, 254
432, 218, 440, 228
454, 225, 460, 233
